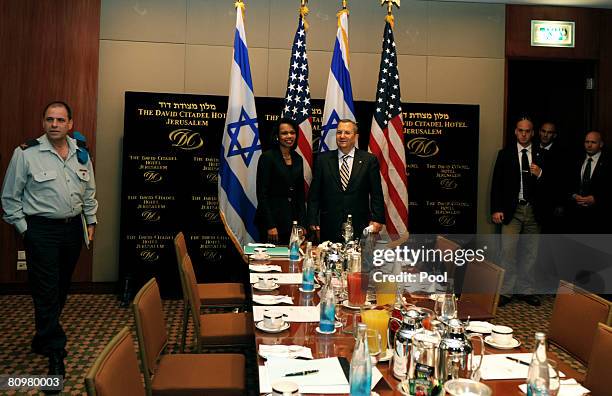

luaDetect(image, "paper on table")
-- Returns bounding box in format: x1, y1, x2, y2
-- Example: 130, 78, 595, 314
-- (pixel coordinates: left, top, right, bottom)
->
259, 358, 383, 394
258, 344, 313, 360
250, 273, 302, 284
476, 353, 566, 380
249, 264, 282, 272
519, 379, 590, 396
252, 295, 294, 305
253, 306, 320, 322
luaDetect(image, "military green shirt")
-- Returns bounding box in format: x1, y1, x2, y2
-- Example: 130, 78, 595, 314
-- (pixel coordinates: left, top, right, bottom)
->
1, 134, 98, 234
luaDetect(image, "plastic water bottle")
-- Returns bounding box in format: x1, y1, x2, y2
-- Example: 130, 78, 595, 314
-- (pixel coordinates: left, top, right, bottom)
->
289, 220, 300, 261
319, 270, 336, 333
527, 332, 550, 396
350, 323, 372, 396
302, 243, 315, 292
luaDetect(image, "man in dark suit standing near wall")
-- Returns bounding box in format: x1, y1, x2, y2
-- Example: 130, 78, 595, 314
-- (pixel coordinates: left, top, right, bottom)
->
568, 131, 610, 233
308, 119, 385, 242
491, 117, 545, 306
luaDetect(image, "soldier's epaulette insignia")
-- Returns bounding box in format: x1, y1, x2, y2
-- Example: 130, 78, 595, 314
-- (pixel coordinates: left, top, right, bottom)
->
19, 138, 40, 150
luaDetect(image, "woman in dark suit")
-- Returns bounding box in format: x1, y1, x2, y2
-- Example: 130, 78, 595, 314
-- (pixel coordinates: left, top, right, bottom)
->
256, 118, 306, 243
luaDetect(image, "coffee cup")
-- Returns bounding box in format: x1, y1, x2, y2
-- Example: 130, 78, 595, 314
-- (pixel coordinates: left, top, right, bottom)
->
253, 247, 267, 258
272, 380, 300, 395
257, 277, 276, 288
263, 310, 286, 329
491, 325, 513, 345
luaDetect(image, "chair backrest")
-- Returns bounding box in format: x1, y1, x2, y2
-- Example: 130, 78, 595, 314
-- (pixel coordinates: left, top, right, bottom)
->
85, 327, 145, 396
460, 259, 505, 317
174, 232, 190, 304
181, 254, 202, 348
435, 235, 461, 278
584, 322, 612, 396
132, 278, 168, 393
548, 280, 612, 364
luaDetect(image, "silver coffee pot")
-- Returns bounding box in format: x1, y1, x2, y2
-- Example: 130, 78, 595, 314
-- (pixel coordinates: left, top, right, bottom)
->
389, 309, 423, 380
437, 318, 484, 382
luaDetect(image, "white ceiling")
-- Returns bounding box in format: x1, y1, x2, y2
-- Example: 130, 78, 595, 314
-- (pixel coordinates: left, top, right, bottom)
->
434, 0, 612, 9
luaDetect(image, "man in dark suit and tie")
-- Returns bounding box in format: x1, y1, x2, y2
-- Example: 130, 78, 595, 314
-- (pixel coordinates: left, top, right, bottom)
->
568, 131, 610, 233
491, 117, 546, 306
308, 119, 385, 242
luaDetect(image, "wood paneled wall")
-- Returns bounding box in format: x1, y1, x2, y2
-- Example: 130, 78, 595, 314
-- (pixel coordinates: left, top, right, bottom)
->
0, 0, 101, 283
599, 10, 612, 138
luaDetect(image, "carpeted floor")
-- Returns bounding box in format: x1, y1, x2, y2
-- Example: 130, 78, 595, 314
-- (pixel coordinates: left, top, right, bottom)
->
0, 293, 584, 395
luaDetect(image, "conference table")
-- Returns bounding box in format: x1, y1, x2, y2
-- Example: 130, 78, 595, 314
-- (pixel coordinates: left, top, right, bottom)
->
249, 256, 582, 395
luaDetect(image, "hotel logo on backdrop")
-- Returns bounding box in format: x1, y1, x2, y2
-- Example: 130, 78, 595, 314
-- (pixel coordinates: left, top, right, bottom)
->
168, 129, 204, 150
531, 20, 575, 48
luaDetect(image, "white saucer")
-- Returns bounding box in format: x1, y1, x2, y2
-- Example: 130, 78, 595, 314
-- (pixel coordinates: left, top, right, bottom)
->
252, 254, 271, 260
378, 348, 393, 362
484, 335, 521, 349
341, 300, 372, 310
315, 326, 336, 335
252, 283, 280, 291
466, 321, 494, 334
255, 321, 290, 333
298, 284, 320, 292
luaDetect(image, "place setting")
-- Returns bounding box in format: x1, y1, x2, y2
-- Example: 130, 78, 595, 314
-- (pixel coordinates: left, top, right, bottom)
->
256, 309, 291, 333
252, 277, 280, 291
483, 325, 521, 349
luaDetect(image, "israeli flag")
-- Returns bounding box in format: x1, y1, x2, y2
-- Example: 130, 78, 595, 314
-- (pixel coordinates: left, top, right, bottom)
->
320, 8, 355, 152
219, 3, 261, 248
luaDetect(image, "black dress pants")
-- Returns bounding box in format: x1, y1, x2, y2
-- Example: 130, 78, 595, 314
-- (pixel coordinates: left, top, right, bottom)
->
24, 215, 83, 354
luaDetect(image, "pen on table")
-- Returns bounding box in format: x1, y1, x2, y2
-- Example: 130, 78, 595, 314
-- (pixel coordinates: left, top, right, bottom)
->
506, 356, 529, 366
284, 369, 319, 377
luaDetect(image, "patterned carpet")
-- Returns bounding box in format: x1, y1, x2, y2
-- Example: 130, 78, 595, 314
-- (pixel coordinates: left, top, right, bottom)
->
0, 293, 583, 395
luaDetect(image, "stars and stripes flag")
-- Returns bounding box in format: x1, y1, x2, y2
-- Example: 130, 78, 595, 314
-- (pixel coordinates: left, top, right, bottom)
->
320, 7, 355, 152
219, 1, 261, 248
368, 20, 408, 236
281, 12, 313, 193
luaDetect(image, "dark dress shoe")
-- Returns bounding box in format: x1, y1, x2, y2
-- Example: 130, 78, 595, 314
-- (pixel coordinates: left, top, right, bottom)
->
518, 295, 541, 306
498, 295, 512, 307
48, 351, 66, 377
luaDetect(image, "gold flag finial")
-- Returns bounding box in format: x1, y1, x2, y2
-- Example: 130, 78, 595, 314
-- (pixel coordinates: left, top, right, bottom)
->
234, 0, 245, 11
300, 0, 310, 31
342, 0, 347, 10
381, 0, 400, 27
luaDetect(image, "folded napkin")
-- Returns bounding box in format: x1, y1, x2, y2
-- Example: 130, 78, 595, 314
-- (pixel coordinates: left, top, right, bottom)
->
253, 295, 294, 305
259, 344, 313, 360
249, 264, 282, 272
519, 379, 589, 396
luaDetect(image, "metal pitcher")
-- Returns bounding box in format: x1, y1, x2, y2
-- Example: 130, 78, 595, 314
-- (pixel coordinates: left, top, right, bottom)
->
437, 318, 484, 382
408, 330, 442, 396
389, 309, 423, 380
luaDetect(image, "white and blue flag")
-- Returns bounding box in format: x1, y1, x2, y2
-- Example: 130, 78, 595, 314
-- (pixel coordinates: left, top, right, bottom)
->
320, 8, 355, 152
219, 2, 261, 248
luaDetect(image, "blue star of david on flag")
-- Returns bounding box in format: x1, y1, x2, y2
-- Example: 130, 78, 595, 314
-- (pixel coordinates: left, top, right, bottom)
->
226, 107, 261, 166
319, 110, 340, 152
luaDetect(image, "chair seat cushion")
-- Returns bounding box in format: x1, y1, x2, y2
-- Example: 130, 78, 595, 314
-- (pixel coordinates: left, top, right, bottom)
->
199, 312, 254, 345
198, 283, 245, 305
152, 353, 245, 396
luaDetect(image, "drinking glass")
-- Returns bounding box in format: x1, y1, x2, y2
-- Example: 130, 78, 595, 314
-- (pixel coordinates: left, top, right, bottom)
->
548, 360, 560, 396
435, 293, 457, 323
365, 328, 382, 364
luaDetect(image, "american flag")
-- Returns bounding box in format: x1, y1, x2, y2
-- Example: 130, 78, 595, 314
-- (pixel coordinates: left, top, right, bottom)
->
281, 14, 313, 193
368, 21, 408, 237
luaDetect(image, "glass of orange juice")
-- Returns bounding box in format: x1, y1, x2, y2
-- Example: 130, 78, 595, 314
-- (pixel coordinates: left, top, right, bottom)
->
360, 306, 391, 354
375, 279, 396, 306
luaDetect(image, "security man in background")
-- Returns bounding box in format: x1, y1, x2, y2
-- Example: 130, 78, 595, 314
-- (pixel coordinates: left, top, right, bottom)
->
1, 101, 98, 384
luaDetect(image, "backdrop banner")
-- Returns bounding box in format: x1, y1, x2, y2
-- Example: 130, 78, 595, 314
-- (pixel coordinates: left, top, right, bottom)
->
120, 92, 479, 297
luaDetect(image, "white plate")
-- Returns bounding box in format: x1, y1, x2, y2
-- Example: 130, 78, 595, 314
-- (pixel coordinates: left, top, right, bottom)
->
253, 296, 289, 305
252, 254, 271, 260
484, 335, 521, 349
255, 321, 290, 333
341, 300, 372, 310
315, 326, 336, 335
378, 348, 393, 362
298, 284, 320, 292
252, 283, 280, 291
466, 321, 494, 334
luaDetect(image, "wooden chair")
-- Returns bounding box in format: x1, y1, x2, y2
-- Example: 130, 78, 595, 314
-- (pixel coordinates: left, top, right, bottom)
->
548, 280, 612, 364
85, 327, 145, 396
181, 255, 254, 352
173, 232, 246, 352
460, 259, 505, 318
435, 235, 461, 279
584, 322, 612, 396
133, 278, 246, 396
